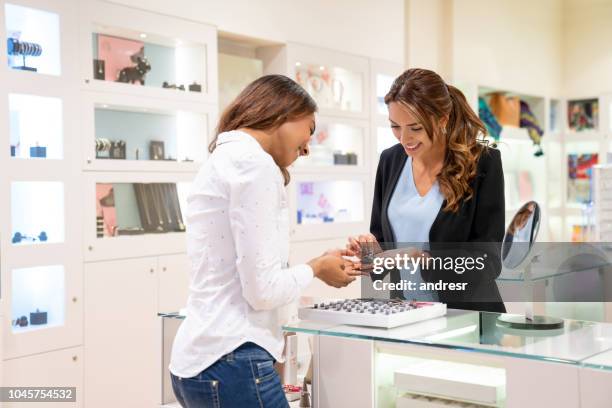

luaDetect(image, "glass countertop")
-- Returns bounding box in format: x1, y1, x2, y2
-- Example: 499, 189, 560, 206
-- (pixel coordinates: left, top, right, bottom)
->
158, 308, 612, 369
282, 309, 612, 368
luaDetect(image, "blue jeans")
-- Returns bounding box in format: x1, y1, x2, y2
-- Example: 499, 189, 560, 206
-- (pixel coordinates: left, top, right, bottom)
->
171, 342, 289, 408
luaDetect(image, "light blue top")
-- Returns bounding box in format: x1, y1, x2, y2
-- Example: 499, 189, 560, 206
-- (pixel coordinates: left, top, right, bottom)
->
388, 156, 445, 301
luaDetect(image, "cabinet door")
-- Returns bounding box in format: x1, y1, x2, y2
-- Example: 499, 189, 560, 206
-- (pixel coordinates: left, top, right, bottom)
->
84, 257, 158, 408
158, 253, 190, 313
3, 346, 83, 408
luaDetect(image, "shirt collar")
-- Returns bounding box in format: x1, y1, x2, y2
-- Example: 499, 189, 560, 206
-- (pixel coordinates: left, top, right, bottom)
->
216, 130, 261, 148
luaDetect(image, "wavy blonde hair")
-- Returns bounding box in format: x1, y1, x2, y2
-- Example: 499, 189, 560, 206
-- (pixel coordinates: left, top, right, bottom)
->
384, 68, 490, 213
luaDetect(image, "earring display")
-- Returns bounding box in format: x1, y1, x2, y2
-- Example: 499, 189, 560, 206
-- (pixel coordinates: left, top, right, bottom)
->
93, 58, 105, 80
29, 309, 48, 325
188, 82, 202, 92
29, 143, 47, 158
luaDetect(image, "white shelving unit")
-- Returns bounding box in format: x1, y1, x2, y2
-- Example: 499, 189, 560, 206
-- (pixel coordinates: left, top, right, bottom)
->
1, 1, 216, 406
1, 0, 83, 371
254, 42, 375, 243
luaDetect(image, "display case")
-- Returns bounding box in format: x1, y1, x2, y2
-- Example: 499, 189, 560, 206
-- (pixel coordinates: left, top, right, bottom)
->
256, 42, 369, 120
9, 93, 63, 160
80, 91, 212, 172
292, 117, 369, 173
84, 173, 192, 262
4, 2, 60, 75
11, 264, 64, 333
78, 0, 218, 104
11, 181, 64, 246
284, 309, 612, 408
289, 174, 369, 241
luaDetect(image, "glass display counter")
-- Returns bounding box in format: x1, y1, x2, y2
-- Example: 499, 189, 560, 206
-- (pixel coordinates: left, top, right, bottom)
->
159, 308, 612, 408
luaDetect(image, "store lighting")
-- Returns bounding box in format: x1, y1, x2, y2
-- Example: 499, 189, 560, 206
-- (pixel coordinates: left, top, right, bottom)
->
139, 33, 147, 39
319, 65, 325, 70
296, 62, 301, 66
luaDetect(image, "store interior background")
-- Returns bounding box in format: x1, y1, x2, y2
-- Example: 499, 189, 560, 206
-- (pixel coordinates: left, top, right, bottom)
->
2, 0, 612, 406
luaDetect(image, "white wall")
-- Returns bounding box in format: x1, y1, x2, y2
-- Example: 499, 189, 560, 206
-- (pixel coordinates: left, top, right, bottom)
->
563, 0, 612, 97
107, 0, 405, 63
451, 0, 563, 97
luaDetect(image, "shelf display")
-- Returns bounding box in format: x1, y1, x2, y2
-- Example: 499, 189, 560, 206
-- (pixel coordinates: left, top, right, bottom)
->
296, 180, 364, 224
377, 126, 398, 154
96, 182, 184, 237
9, 93, 63, 160
568, 98, 598, 131
295, 63, 362, 113
11, 265, 65, 333
5, 3, 61, 75
11, 181, 64, 246
93, 104, 206, 163
567, 153, 598, 204
91, 29, 206, 93
295, 121, 363, 167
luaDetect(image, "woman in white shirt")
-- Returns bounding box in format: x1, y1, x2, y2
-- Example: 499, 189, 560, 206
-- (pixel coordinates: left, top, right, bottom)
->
170, 75, 359, 408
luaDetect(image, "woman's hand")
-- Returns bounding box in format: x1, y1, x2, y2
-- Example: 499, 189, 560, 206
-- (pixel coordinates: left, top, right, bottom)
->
345, 233, 382, 258
308, 249, 362, 288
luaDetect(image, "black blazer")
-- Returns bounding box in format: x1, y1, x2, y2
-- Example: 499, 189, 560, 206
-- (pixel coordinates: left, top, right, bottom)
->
370, 143, 506, 313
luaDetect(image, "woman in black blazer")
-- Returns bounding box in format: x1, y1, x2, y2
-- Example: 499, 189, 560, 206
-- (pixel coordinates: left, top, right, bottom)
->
349, 68, 506, 313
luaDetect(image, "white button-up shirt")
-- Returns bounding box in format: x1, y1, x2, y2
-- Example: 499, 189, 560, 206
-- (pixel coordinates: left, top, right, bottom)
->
170, 130, 314, 378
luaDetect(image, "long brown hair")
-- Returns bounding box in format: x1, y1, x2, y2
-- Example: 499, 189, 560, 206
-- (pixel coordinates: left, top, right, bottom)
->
210, 74, 317, 185
384, 68, 489, 212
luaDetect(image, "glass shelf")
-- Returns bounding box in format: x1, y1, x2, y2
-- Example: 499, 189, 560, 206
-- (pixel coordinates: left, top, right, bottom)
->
294, 120, 364, 168
11, 265, 65, 333
377, 126, 398, 154
9, 93, 63, 160
93, 104, 206, 163
296, 180, 364, 225
11, 181, 64, 246
5, 3, 61, 75
95, 182, 185, 237
295, 63, 362, 113
375, 74, 394, 115
91, 27, 206, 93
